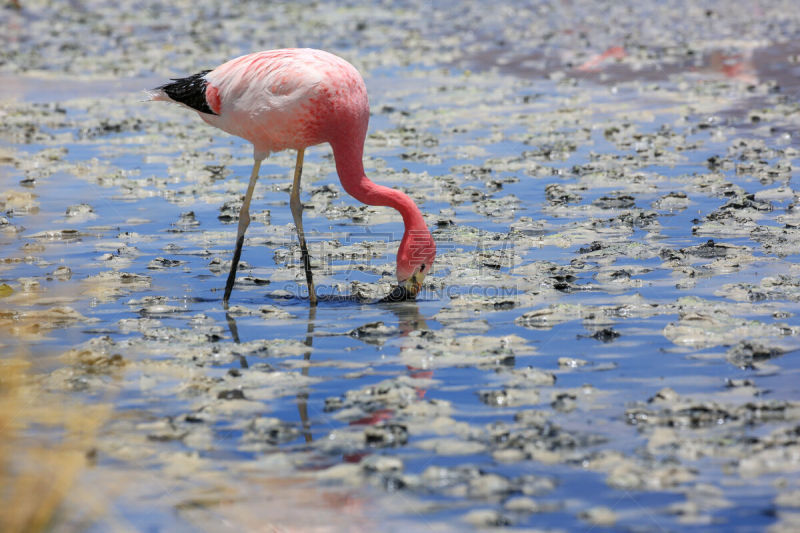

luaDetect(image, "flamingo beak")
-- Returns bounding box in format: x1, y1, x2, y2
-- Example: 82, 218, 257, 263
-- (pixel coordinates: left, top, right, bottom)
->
381, 271, 426, 303
403, 270, 425, 298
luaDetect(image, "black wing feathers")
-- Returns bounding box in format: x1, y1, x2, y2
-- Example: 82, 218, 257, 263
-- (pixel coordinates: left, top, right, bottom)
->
158, 70, 217, 115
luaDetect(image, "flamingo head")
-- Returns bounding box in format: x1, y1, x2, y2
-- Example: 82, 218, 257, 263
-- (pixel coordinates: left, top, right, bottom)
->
395, 228, 436, 299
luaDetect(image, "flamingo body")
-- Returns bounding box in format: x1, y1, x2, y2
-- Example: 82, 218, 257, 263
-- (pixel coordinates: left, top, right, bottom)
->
199, 49, 368, 156
150, 49, 435, 304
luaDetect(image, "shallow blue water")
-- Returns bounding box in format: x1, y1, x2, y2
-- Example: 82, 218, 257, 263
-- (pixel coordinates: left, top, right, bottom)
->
2, 53, 800, 531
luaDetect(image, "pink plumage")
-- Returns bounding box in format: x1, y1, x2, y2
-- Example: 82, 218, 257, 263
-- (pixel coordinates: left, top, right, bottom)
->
200, 49, 367, 155
150, 48, 436, 305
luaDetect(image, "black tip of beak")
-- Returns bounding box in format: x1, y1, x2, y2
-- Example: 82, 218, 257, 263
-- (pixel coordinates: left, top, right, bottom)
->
380, 285, 416, 303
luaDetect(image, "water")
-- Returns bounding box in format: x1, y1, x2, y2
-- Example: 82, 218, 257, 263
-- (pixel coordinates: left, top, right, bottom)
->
3, 1, 800, 531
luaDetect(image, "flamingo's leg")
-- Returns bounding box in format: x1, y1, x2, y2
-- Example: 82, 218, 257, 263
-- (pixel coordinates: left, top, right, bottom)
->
223, 156, 263, 307
290, 149, 317, 305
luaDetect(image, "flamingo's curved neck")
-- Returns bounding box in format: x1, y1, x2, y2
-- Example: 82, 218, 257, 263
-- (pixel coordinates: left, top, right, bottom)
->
331, 140, 427, 235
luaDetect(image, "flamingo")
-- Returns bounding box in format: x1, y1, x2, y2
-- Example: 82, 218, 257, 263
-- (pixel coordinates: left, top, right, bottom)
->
148, 49, 436, 306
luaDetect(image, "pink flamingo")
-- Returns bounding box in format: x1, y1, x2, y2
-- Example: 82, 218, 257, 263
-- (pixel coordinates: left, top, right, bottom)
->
577, 45, 627, 72
149, 49, 436, 306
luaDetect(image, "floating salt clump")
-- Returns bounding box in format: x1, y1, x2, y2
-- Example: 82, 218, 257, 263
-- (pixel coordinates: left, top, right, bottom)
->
579, 506, 617, 526
65, 203, 95, 218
